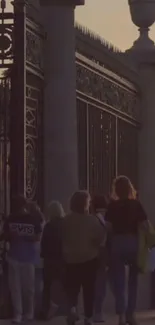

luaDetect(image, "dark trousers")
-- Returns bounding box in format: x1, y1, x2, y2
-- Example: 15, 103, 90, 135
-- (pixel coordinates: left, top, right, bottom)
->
111, 235, 138, 315
42, 259, 63, 314
65, 258, 98, 319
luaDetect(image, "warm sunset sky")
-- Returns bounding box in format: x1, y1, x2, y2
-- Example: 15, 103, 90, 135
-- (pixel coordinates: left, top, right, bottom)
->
6, 0, 155, 51
76, 0, 155, 51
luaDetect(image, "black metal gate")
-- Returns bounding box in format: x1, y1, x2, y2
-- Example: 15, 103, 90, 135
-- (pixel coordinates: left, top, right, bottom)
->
0, 0, 13, 218
0, 0, 44, 216
76, 52, 140, 196
0, 76, 10, 219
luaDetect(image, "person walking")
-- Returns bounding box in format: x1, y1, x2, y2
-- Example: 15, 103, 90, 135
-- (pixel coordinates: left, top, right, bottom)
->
3, 195, 42, 324
91, 195, 111, 323
63, 190, 105, 325
26, 202, 45, 317
40, 201, 64, 320
105, 176, 148, 325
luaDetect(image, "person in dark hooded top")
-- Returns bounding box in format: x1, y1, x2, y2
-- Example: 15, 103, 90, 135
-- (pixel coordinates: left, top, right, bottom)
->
40, 201, 64, 319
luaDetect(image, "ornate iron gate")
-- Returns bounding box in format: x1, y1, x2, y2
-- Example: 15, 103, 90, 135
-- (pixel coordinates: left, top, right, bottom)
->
0, 0, 44, 216
76, 52, 140, 195
0, 76, 10, 219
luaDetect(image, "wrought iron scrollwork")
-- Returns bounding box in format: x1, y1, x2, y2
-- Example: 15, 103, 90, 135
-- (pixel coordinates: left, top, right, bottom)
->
76, 55, 140, 195
0, 0, 13, 68
26, 25, 44, 77
26, 85, 38, 201
76, 62, 140, 121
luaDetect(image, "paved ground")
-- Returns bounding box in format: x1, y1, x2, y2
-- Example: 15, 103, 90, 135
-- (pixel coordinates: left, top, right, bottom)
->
1, 312, 155, 325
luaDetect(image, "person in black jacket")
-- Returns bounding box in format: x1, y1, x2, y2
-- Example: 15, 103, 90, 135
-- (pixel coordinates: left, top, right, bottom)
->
40, 201, 64, 320
105, 176, 148, 325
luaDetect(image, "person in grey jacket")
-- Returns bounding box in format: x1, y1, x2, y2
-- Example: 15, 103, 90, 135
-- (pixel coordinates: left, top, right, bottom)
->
63, 191, 105, 325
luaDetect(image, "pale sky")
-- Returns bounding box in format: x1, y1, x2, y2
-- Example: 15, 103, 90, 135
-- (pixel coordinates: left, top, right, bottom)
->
6, 0, 155, 51
75, 0, 155, 51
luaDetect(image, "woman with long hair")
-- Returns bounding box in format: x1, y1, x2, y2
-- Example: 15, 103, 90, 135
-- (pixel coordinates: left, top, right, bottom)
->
105, 176, 147, 325
63, 190, 105, 325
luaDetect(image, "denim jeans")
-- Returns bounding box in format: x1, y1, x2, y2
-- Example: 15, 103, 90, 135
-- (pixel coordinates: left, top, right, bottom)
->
111, 235, 138, 315
35, 268, 43, 315
8, 258, 35, 318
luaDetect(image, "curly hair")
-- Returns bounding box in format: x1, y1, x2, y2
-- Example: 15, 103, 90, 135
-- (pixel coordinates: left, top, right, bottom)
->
111, 176, 137, 200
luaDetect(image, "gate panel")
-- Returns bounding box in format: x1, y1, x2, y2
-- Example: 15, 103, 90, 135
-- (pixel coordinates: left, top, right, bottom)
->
10, 0, 26, 205
10, 1, 44, 209
77, 98, 88, 190
117, 119, 138, 187
0, 77, 10, 218
26, 14, 44, 207
76, 52, 140, 195
88, 105, 116, 195
0, 0, 13, 216
26, 72, 44, 206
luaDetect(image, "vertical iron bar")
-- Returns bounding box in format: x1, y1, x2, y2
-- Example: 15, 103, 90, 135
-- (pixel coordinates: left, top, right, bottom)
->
86, 102, 89, 191
115, 116, 118, 178
3, 78, 7, 218
10, 0, 26, 212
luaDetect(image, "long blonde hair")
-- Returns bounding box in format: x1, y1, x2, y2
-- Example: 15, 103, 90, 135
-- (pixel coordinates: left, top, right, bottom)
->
111, 176, 137, 201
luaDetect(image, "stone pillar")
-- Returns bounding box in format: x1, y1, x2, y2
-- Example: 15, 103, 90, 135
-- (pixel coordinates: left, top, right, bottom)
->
127, 0, 155, 223
41, 4, 78, 209
127, 0, 155, 310
138, 61, 155, 222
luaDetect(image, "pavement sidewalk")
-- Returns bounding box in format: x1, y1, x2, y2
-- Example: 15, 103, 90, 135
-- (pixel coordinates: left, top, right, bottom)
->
1, 312, 155, 325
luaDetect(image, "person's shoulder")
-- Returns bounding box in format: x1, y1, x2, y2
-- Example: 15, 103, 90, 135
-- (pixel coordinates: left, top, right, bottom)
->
131, 199, 145, 211
23, 212, 35, 221
107, 200, 118, 210
88, 213, 97, 220
64, 213, 74, 220
5, 214, 11, 222
7, 213, 22, 222
129, 199, 142, 208
88, 213, 101, 226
